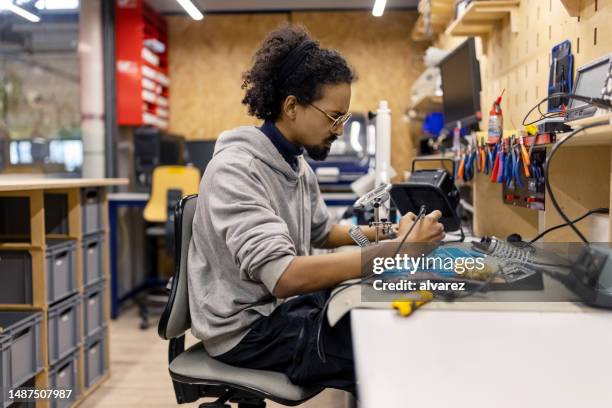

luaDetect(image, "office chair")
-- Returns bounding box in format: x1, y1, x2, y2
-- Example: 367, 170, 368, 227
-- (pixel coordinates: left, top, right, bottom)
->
138, 165, 200, 329
158, 195, 323, 408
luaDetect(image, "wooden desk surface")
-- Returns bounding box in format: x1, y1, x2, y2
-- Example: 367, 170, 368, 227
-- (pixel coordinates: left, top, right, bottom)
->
0, 177, 128, 192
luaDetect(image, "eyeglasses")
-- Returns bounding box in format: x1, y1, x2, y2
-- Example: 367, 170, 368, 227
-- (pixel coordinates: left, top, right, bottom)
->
309, 103, 352, 130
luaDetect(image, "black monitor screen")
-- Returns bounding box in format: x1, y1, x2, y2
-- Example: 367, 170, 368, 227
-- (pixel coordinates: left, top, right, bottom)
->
439, 37, 481, 129
186, 140, 216, 175
160, 134, 185, 166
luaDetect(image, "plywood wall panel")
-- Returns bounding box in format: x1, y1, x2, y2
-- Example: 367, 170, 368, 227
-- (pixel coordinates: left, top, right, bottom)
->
542, 146, 611, 242
168, 11, 426, 178
168, 14, 287, 140
472, 171, 540, 238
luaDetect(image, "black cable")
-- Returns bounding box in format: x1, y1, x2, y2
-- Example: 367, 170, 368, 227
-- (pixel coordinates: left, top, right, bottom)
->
544, 121, 611, 244
522, 92, 612, 126
529, 208, 609, 243
536, 104, 566, 123
530, 95, 565, 126
523, 113, 565, 127
315, 206, 428, 362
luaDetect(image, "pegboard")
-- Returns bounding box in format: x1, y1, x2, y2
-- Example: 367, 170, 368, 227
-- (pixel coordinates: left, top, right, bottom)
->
479, 0, 612, 129
435, 0, 612, 242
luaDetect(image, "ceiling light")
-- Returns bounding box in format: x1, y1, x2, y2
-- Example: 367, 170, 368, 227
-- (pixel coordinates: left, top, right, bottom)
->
372, 0, 387, 17
176, 0, 203, 21
35, 0, 79, 10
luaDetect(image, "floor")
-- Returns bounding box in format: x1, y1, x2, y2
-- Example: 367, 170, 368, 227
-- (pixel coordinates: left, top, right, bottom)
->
79, 307, 349, 408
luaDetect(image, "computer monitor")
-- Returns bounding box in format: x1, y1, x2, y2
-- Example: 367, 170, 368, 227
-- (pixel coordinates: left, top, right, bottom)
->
438, 37, 482, 129
566, 54, 612, 121
185, 140, 216, 176
159, 133, 185, 166
9, 140, 33, 165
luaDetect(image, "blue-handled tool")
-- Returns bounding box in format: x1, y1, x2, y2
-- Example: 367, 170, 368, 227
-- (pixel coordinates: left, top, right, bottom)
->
486, 145, 494, 174
468, 150, 477, 180
534, 161, 542, 178
463, 150, 471, 181
513, 147, 524, 188
497, 147, 505, 183
505, 144, 515, 187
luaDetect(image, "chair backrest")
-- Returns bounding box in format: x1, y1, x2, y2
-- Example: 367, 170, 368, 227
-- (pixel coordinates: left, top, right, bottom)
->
144, 165, 200, 223
158, 194, 198, 340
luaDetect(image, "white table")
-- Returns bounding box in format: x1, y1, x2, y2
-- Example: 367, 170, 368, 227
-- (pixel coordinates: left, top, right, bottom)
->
351, 303, 612, 408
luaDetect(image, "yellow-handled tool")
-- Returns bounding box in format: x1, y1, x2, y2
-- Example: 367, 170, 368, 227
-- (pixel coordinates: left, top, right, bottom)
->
391, 291, 433, 317
519, 136, 531, 178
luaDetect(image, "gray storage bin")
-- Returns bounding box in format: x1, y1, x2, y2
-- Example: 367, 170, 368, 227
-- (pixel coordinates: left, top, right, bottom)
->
81, 188, 103, 235
3, 376, 36, 408
48, 351, 80, 408
44, 194, 69, 236
0, 197, 30, 243
0, 251, 32, 305
1, 334, 9, 408
83, 283, 105, 339
83, 329, 106, 390
82, 234, 104, 288
46, 239, 77, 305
0, 312, 43, 408
48, 295, 81, 366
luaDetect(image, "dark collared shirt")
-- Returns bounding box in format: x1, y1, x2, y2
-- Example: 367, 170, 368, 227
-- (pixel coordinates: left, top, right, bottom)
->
259, 120, 303, 171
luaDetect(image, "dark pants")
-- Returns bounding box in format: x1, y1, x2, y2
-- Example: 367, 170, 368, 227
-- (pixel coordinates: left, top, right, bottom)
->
216, 290, 356, 395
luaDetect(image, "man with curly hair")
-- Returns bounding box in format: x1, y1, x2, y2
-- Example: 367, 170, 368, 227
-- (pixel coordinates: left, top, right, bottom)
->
188, 24, 445, 395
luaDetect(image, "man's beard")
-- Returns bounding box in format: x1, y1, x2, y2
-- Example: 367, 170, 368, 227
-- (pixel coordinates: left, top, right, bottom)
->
304, 135, 337, 161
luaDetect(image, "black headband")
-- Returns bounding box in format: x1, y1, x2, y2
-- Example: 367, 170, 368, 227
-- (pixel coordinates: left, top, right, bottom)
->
278, 41, 317, 82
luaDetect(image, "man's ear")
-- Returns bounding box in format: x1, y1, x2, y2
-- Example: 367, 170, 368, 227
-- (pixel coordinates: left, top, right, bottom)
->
282, 95, 298, 120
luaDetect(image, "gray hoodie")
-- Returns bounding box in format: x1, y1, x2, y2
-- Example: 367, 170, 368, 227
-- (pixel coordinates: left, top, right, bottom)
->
188, 126, 332, 356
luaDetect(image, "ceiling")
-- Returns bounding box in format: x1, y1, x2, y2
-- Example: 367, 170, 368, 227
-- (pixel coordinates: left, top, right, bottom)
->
146, 0, 418, 14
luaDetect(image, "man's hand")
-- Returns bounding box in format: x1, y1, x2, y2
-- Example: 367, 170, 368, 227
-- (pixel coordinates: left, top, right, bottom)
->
273, 212, 445, 298
396, 210, 445, 243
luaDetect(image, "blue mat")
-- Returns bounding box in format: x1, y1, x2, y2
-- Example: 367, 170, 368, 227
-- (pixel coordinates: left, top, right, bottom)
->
381, 246, 484, 278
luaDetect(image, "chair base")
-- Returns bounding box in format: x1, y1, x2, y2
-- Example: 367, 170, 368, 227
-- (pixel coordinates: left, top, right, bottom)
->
197, 389, 266, 408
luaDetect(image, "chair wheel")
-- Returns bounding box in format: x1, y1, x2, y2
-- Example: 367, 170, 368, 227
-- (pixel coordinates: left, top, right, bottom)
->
139, 319, 149, 330
198, 403, 230, 408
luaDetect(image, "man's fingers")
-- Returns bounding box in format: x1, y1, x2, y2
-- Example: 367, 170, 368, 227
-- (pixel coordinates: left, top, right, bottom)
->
405, 212, 417, 221
427, 210, 443, 221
